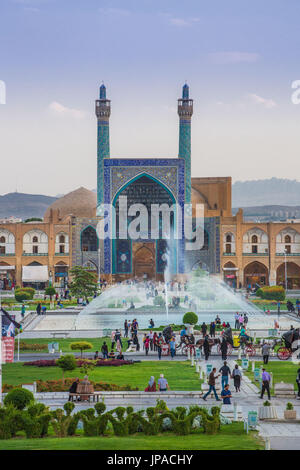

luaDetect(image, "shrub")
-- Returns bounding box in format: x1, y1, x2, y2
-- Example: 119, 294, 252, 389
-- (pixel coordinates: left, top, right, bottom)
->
70, 341, 93, 358
286, 402, 294, 410
15, 291, 32, 303
183, 312, 198, 325
256, 286, 285, 301
4, 388, 34, 410
263, 400, 271, 407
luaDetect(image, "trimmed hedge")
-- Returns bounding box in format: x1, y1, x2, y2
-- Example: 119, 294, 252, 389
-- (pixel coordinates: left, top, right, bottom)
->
256, 286, 285, 301
3, 378, 139, 393
15, 342, 48, 351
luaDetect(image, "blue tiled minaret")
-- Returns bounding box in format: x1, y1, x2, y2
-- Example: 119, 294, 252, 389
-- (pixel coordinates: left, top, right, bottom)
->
178, 83, 193, 203
95, 83, 111, 206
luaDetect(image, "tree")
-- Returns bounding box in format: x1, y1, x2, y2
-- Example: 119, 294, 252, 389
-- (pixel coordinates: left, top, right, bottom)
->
69, 265, 98, 301
45, 286, 56, 301
70, 341, 93, 358
56, 355, 77, 384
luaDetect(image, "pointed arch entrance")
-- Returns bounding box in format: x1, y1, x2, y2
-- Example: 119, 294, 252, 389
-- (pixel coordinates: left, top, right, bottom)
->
112, 173, 176, 279
244, 261, 268, 288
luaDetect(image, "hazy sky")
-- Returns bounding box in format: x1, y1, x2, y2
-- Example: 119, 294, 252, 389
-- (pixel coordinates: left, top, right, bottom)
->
1, 0, 300, 196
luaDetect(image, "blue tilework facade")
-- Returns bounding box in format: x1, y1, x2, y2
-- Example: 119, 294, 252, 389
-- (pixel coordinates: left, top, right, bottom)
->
97, 121, 110, 206
179, 119, 191, 203
102, 158, 185, 274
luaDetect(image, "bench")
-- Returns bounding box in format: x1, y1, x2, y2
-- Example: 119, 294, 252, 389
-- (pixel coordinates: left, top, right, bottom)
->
50, 332, 69, 339
69, 384, 96, 402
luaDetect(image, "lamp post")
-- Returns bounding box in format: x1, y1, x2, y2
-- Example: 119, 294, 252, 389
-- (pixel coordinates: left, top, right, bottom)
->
0, 289, 2, 404
98, 246, 101, 287
284, 248, 288, 293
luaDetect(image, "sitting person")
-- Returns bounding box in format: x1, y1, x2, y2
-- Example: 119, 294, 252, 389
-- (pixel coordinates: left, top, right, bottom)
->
145, 376, 156, 392
239, 326, 251, 343
108, 349, 116, 359
68, 377, 79, 401
77, 376, 92, 402
94, 350, 99, 360
116, 352, 124, 360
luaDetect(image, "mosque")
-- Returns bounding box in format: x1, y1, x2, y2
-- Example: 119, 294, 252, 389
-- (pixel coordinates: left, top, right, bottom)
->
1, 84, 300, 289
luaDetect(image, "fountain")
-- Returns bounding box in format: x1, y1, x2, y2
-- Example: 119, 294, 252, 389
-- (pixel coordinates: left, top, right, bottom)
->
74, 266, 264, 331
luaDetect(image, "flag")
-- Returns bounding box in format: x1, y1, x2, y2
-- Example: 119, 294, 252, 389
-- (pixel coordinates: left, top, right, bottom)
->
1, 308, 21, 337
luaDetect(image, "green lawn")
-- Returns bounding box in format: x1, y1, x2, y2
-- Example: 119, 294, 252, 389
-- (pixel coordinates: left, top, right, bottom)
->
0, 423, 263, 450
238, 360, 299, 395
3, 360, 202, 390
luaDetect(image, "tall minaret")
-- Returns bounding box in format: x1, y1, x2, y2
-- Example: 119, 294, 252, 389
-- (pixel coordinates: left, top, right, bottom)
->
178, 83, 193, 203
95, 83, 111, 206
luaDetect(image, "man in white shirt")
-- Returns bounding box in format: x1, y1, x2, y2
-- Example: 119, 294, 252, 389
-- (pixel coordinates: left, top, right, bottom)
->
157, 374, 170, 391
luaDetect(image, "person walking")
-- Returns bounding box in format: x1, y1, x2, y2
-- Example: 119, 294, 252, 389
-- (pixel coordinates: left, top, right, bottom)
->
234, 312, 240, 329
111, 330, 116, 350
261, 342, 271, 365
209, 321, 216, 338
124, 320, 128, 338
153, 332, 158, 351
202, 368, 221, 401
36, 303, 41, 315
220, 337, 228, 360
115, 329, 122, 348
169, 336, 176, 359
219, 361, 231, 390
101, 341, 109, 359
21, 303, 26, 319
157, 333, 163, 360
232, 364, 242, 392
221, 384, 232, 405
201, 322, 207, 338
203, 335, 210, 361
260, 368, 271, 400
144, 336, 150, 356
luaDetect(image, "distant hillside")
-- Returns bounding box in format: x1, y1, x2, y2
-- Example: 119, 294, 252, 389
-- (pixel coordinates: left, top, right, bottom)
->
232, 178, 300, 207
232, 205, 300, 222
0, 192, 57, 220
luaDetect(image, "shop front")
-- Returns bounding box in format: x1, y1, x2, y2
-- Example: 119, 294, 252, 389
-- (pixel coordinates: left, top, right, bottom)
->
0, 264, 16, 290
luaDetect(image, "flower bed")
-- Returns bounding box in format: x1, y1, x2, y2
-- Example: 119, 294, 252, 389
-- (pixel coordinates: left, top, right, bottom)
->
23, 359, 134, 367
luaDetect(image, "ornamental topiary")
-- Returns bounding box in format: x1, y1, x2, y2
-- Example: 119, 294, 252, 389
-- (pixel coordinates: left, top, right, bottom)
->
70, 341, 93, 358
0, 405, 23, 439
4, 388, 34, 410
183, 312, 198, 325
